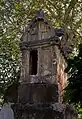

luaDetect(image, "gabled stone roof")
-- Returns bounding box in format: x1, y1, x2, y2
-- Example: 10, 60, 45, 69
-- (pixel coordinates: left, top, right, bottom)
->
21, 9, 64, 37
25, 10, 55, 31
20, 10, 72, 59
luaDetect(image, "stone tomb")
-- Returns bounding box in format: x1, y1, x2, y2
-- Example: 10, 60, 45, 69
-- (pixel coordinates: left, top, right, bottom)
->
4, 10, 77, 119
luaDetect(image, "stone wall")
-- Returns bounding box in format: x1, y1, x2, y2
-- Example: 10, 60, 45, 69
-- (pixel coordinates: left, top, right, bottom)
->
18, 83, 58, 104
55, 46, 67, 101
20, 44, 58, 84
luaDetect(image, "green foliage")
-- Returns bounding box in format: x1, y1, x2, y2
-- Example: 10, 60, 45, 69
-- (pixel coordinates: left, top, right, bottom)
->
64, 44, 82, 105
0, 28, 20, 100
76, 105, 82, 119
0, 0, 82, 99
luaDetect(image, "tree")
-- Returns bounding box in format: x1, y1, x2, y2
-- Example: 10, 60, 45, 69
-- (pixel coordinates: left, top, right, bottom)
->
64, 43, 82, 105
0, 0, 82, 99
0, 28, 20, 101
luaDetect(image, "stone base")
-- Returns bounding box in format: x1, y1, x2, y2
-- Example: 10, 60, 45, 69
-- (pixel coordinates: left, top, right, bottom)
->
12, 103, 77, 119
14, 103, 64, 119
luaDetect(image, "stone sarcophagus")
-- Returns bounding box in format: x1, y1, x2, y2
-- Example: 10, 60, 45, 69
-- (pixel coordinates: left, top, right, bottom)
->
12, 10, 77, 119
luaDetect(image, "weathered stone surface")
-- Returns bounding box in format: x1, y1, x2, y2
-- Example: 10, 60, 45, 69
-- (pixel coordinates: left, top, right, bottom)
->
51, 103, 65, 112
18, 83, 58, 104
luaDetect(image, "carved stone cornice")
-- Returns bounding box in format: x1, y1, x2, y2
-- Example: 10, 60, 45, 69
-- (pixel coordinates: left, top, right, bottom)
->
20, 36, 60, 50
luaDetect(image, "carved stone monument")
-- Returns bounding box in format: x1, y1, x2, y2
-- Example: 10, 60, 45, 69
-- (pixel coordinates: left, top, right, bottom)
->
4, 10, 77, 119
16, 10, 77, 119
